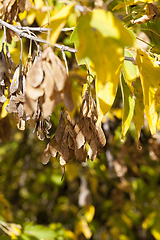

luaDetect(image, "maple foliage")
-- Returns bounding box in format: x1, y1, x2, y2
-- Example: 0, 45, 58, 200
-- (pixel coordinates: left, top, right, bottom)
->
1, 0, 160, 239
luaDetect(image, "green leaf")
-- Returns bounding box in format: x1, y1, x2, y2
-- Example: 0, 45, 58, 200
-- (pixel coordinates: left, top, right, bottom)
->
136, 49, 160, 134
23, 222, 56, 240
19, 233, 38, 240
120, 75, 135, 141
71, 9, 136, 122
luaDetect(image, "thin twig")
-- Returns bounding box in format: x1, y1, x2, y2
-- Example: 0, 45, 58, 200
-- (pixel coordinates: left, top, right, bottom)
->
124, 56, 160, 66
15, 26, 51, 32
54, 43, 77, 53
125, 56, 136, 64
2, 26, 6, 50
62, 50, 69, 75
0, 19, 77, 53
61, 27, 75, 31
19, 38, 23, 68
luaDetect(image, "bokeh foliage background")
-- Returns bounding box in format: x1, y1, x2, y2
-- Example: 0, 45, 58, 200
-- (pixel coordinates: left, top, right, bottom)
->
1, 0, 160, 239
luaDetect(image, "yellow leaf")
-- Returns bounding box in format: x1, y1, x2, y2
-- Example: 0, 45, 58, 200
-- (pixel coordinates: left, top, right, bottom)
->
10, 224, 22, 237
50, 4, 75, 44
65, 229, 76, 240
35, 10, 49, 27
136, 49, 160, 134
113, 0, 158, 11
142, 212, 156, 230
19, 10, 27, 21
122, 49, 143, 145
152, 228, 160, 240
75, 218, 92, 239
120, 235, 130, 240
84, 205, 95, 223
121, 213, 133, 228
0, 99, 9, 119
71, 9, 136, 123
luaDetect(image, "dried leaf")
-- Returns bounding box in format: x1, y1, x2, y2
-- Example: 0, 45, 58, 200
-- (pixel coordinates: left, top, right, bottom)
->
27, 60, 43, 88
19, 0, 32, 12
25, 47, 74, 119
60, 156, 66, 166
0, 115, 11, 141
41, 143, 51, 165
49, 137, 58, 157
75, 145, 87, 163
76, 130, 85, 149
96, 124, 106, 150
37, 115, 45, 140
17, 102, 24, 118
5, 96, 17, 113
54, 111, 67, 144
88, 135, 97, 161
131, 3, 160, 24
10, 66, 19, 94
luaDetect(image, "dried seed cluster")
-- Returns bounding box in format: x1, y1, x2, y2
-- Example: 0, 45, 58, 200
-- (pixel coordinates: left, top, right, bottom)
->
0, 0, 32, 43
0, 45, 73, 140
41, 91, 106, 166
24, 47, 74, 119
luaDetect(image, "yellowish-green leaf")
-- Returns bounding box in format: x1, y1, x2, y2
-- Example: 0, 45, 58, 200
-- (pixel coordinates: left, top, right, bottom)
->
152, 229, 160, 240
136, 49, 160, 134
133, 79, 144, 147
120, 75, 135, 141
71, 9, 136, 122
49, 4, 75, 44
151, 218, 160, 240
84, 205, 95, 223
142, 212, 156, 230
0, 99, 9, 120
75, 218, 92, 239
113, 0, 158, 11
122, 49, 139, 93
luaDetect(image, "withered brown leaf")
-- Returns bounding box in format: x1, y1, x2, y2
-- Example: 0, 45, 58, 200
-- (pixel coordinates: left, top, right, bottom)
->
131, 3, 160, 24
41, 143, 51, 165
19, 0, 32, 12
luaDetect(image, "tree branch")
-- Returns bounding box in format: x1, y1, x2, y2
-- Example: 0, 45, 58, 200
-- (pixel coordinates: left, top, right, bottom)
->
0, 19, 77, 53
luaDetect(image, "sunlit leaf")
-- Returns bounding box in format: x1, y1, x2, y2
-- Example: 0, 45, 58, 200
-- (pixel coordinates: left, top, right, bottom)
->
120, 75, 135, 141
49, 4, 75, 44
136, 49, 160, 134
122, 50, 143, 146
142, 212, 156, 229
23, 222, 56, 239
84, 205, 95, 223
71, 9, 136, 122
75, 219, 92, 239
122, 49, 139, 94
